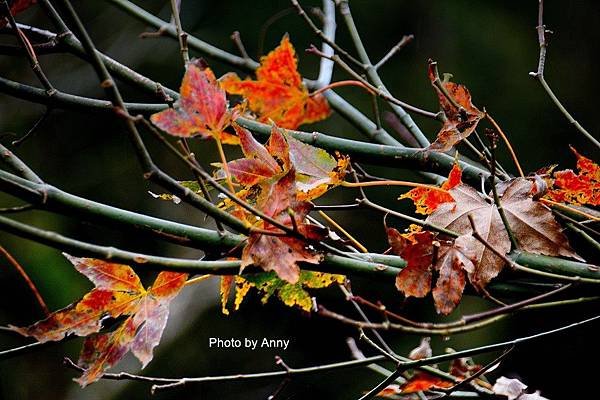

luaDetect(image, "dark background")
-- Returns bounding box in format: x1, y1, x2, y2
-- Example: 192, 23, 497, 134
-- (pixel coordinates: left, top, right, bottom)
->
0, 0, 598, 399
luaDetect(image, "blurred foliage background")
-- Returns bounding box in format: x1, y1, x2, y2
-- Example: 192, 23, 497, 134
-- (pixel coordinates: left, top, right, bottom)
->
0, 0, 598, 399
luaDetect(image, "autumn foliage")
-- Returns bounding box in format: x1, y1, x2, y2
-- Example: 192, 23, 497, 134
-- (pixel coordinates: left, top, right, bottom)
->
1, 1, 598, 398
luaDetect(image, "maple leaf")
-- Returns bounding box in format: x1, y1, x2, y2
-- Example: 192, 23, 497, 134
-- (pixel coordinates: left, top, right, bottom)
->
387, 228, 475, 314
399, 162, 462, 215
10, 255, 187, 386
221, 270, 344, 313
545, 147, 600, 206
241, 168, 325, 283
400, 372, 454, 394
431, 235, 475, 315
225, 123, 289, 187
221, 36, 331, 129
387, 229, 435, 299
285, 133, 349, 200
223, 124, 347, 201
427, 178, 581, 288
151, 61, 239, 144
426, 61, 485, 152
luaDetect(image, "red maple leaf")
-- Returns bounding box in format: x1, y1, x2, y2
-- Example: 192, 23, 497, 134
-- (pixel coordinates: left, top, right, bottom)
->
10, 255, 187, 386
545, 146, 600, 206
151, 61, 239, 143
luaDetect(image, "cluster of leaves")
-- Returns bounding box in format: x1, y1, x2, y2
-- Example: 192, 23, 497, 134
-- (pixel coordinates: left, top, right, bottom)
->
11, 255, 187, 386
149, 38, 347, 309
395, 167, 581, 315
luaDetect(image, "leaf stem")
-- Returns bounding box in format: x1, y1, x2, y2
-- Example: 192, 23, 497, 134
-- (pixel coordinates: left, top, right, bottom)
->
485, 114, 524, 177
0, 245, 49, 315
318, 210, 368, 253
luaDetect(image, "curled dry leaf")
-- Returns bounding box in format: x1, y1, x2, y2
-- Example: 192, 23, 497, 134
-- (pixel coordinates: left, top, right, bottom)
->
387, 229, 434, 299
408, 337, 432, 360
10, 255, 187, 386
399, 161, 462, 215
151, 61, 239, 143
426, 60, 485, 152
545, 146, 600, 206
221, 270, 344, 313
431, 235, 475, 315
221, 36, 331, 129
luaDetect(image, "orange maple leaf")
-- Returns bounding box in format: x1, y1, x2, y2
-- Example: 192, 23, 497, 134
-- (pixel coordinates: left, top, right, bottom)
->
399, 162, 462, 215
221, 36, 330, 129
151, 61, 239, 144
545, 147, 600, 206
10, 255, 187, 386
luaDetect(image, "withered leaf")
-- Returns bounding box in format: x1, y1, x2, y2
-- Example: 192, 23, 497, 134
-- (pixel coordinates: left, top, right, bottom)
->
427, 178, 581, 288
426, 61, 485, 152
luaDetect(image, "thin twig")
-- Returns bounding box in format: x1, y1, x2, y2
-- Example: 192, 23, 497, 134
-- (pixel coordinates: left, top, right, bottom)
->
485, 114, 524, 177
290, 0, 364, 69
486, 132, 519, 250
0, 1, 55, 93
12, 108, 52, 146
341, 179, 449, 194
230, 31, 250, 61
356, 314, 600, 400
374, 35, 414, 70
307, 45, 439, 120
318, 210, 368, 253
169, 0, 189, 63
529, 0, 600, 150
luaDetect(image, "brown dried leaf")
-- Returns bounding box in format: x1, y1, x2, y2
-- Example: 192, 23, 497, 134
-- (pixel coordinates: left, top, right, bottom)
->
501, 178, 582, 260
426, 184, 510, 288
426, 61, 485, 152
432, 235, 474, 315
387, 229, 434, 298
427, 178, 581, 288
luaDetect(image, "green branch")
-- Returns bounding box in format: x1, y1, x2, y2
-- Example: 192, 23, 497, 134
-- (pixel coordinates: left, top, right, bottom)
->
0, 168, 242, 250
0, 75, 489, 184
0, 214, 401, 279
